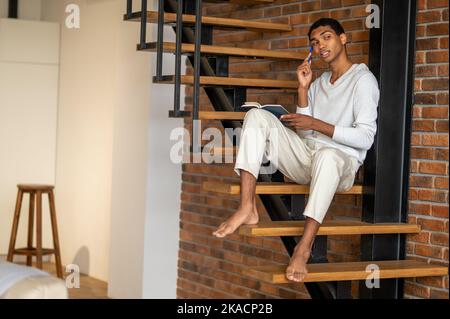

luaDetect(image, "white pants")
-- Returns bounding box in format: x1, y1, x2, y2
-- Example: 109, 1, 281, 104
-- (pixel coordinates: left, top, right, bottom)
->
234, 108, 360, 224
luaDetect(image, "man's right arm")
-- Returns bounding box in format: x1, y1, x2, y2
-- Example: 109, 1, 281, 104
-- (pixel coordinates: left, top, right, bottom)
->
298, 88, 309, 108
296, 85, 313, 116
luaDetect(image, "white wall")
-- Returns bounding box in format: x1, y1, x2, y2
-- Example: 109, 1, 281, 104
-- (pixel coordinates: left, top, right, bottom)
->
141, 0, 183, 299
0, 18, 59, 256
41, 0, 117, 282
107, 0, 183, 299
41, 0, 183, 297
0, 0, 42, 20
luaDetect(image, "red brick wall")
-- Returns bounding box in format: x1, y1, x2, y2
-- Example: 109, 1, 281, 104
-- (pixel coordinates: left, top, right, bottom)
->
405, 0, 449, 299
177, 0, 449, 299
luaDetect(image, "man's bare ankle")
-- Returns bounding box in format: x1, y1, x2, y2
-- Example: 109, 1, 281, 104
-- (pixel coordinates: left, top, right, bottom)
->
295, 243, 312, 254
239, 202, 254, 211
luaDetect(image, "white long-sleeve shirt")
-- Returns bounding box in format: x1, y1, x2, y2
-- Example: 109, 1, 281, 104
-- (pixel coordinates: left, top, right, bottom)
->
296, 63, 380, 165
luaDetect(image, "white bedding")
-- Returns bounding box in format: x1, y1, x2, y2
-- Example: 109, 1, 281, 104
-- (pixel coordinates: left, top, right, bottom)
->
0, 261, 68, 298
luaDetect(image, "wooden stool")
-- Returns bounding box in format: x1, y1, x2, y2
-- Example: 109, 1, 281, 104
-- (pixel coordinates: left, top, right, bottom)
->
7, 184, 63, 278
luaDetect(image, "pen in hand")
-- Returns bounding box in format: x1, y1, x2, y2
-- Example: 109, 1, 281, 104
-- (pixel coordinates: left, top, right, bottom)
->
308, 46, 313, 64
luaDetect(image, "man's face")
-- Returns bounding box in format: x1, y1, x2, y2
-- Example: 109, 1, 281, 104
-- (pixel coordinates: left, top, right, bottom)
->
309, 26, 347, 64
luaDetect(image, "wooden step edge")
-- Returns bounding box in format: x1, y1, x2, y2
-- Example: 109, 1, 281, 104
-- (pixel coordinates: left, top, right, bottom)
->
125, 11, 292, 32
242, 260, 449, 284
140, 42, 304, 61
239, 221, 421, 237
154, 75, 299, 89
202, 181, 365, 195
191, 146, 238, 156
199, 111, 246, 120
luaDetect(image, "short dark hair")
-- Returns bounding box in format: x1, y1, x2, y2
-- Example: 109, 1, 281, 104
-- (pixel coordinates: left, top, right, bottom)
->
308, 18, 345, 40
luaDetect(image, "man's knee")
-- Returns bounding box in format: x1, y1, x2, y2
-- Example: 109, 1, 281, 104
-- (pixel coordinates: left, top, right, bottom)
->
314, 148, 345, 170
244, 108, 274, 122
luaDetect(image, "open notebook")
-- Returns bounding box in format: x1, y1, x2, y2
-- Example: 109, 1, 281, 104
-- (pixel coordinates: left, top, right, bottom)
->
241, 101, 290, 119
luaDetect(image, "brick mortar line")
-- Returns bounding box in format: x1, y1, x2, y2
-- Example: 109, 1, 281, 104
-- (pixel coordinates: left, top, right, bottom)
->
408, 213, 449, 221
415, 89, 450, 92
410, 172, 448, 177
409, 174, 449, 178
405, 253, 449, 264
404, 279, 447, 292
412, 120, 448, 124
415, 36, 448, 41
407, 240, 449, 249
418, 7, 449, 12
415, 77, 450, 80
414, 159, 448, 164
407, 198, 449, 205
414, 62, 449, 66
408, 203, 449, 209
407, 229, 449, 236
408, 200, 449, 206
415, 63, 449, 68
411, 131, 450, 135
416, 21, 449, 27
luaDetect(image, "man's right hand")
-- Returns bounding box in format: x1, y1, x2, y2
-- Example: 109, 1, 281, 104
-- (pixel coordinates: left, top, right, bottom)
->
297, 51, 313, 89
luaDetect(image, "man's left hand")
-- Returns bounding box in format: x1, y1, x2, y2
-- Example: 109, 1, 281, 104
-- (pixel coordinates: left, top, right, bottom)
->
280, 114, 315, 130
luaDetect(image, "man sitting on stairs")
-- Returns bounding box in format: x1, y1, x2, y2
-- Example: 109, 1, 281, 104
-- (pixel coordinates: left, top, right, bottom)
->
212, 18, 380, 283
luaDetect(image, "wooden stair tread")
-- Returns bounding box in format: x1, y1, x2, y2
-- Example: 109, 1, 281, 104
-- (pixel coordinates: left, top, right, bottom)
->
199, 111, 246, 120
154, 75, 298, 89
239, 220, 421, 236
126, 11, 291, 32
191, 146, 237, 155
203, 181, 364, 195
243, 260, 449, 283
140, 42, 303, 60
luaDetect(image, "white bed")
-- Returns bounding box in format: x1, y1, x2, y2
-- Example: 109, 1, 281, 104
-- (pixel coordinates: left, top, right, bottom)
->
0, 261, 67, 299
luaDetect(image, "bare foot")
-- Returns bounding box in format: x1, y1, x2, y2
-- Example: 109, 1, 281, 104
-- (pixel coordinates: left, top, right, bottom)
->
212, 205, 258, 238
285, 246, 311, 282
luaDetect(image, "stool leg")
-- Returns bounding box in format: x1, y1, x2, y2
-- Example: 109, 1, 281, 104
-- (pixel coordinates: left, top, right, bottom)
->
7, 189, 24, 262
48, 190, 63, 278
36, 191, 43, 270
26, 192, 35, 266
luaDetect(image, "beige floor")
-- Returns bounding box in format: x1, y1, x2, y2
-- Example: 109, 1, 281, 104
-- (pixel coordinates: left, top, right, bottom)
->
28, 262, 109, 299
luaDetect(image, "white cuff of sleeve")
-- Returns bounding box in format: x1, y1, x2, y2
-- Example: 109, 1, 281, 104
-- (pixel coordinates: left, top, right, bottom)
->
296, 105, 312, 116
332, 125, 346, 144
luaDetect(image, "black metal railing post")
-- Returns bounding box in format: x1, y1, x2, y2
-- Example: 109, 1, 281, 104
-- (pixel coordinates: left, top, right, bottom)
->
140, 0, 148, 50
173, 0, 183, 116
8, 0, 18, 19
156, 0, 164, 80
190, 0, 203, 154
192, 0, 202, 122
126, 0, 132, 19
